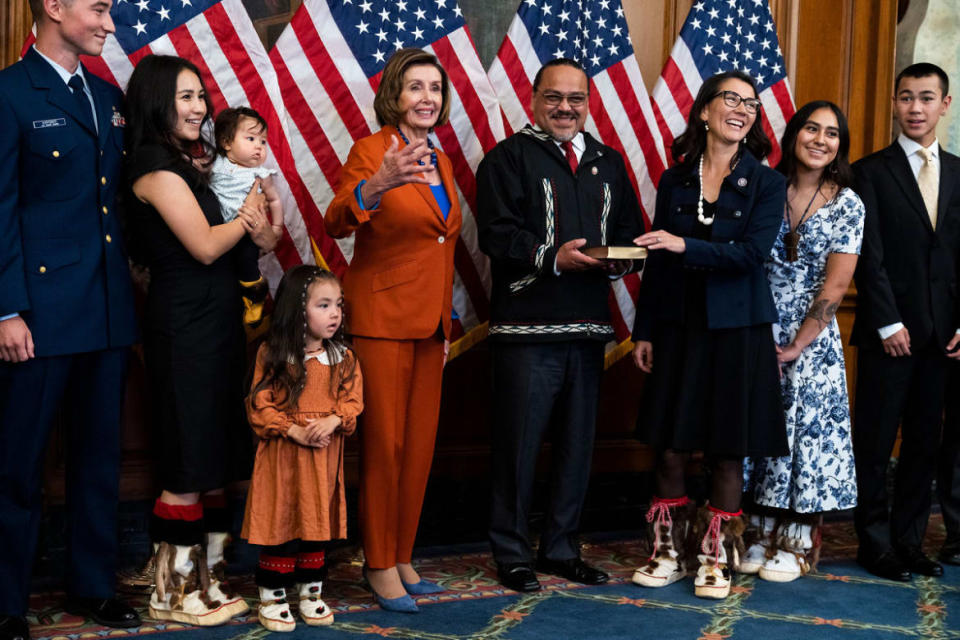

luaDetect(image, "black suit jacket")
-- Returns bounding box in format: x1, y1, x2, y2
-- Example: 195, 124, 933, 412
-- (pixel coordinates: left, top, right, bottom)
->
851, 141, 960, 350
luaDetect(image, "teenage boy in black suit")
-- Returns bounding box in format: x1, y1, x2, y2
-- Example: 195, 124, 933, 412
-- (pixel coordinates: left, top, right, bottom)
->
851, 62, 960, 582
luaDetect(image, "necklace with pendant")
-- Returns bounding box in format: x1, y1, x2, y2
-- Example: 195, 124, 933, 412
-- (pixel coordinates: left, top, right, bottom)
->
783, 185, 821, 262
396, 128, 438, 167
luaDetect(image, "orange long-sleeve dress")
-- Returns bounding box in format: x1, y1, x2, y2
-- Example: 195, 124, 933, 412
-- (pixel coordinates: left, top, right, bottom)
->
241, 344, 363, 546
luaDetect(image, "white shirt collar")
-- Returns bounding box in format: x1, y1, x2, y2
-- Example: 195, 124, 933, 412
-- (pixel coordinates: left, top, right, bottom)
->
898, 132, 939, 160
32, 45, 86, 88
532, 125, 585, 153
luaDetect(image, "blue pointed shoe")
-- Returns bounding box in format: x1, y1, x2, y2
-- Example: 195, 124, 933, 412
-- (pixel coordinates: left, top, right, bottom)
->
362, 566, 420, 613
401, 578, 445, 595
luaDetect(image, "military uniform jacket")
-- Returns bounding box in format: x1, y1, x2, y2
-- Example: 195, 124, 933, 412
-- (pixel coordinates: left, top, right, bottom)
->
0, 48, 137, 357
476, 126, 644, 342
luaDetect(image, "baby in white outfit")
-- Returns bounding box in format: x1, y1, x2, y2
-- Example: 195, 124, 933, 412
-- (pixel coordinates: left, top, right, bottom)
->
211, 107, 284, 328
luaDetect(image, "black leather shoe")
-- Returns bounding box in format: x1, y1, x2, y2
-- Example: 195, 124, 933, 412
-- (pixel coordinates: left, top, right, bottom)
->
899, 548, 944, 577
0, 616, 30, 640
497, 563, 541, 592
536, 557, 609, 585
857, 551, 912, 582
63, 598, 141, 628
939, 540, 960, 566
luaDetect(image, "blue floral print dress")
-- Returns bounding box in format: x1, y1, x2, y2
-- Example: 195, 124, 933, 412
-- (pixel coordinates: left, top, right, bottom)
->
746, 187, 865, 513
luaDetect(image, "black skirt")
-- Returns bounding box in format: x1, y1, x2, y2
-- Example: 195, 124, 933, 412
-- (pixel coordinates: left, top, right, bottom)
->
636, 205, 787, 458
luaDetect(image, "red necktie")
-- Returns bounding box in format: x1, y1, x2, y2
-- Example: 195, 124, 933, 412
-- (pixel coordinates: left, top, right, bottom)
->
562, 140, 578, 174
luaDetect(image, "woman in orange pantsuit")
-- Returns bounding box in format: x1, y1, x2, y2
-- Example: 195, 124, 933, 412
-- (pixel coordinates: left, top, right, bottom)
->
324, 48, 460, 613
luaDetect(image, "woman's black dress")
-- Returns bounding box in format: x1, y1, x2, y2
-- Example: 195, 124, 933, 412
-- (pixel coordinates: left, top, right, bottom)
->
126, 145, 252, 492
637, 201, 786, 458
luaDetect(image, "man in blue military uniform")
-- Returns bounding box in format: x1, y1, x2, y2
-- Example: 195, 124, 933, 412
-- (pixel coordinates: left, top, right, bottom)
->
0, 1, 140, 638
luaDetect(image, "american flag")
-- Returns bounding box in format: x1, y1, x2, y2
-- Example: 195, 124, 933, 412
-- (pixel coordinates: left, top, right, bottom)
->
651, 0, 795, 167
23, 0, 328, 282
487, 0, 667, 360
270, 0, 505, 354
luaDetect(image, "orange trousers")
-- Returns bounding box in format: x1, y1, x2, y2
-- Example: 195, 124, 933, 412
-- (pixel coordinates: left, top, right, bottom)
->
352, 334, 445, 568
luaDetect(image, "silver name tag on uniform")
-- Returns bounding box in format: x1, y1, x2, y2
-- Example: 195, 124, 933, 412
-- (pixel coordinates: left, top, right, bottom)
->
33, 118, 67, 129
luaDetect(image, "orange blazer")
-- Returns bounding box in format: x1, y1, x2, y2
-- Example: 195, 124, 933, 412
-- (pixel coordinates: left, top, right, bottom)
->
324, 126, 462, 340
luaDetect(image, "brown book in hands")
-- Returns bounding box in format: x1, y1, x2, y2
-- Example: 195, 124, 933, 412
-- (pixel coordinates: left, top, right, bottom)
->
582, 246, 648, 260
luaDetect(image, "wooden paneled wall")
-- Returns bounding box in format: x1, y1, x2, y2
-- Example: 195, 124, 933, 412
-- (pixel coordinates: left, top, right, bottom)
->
2, 0, 898, 499
2, 2, 32, 70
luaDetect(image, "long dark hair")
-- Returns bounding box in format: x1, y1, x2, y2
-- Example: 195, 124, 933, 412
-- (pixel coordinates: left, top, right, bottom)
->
671, 70, 772, 169
250, 265, 357, 411
124, 54, 216, 183
775, 100, 854, 191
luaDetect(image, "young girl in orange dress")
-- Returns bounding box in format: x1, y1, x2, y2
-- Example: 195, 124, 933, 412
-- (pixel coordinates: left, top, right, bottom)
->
242, 265, 363, 632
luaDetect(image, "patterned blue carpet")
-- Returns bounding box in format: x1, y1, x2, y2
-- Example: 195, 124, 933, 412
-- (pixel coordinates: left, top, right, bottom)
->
26, 519, 960, 639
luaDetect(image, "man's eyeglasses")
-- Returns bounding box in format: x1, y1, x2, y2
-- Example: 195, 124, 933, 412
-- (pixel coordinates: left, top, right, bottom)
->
538, 91, 588, 107
712, 90, 762, 114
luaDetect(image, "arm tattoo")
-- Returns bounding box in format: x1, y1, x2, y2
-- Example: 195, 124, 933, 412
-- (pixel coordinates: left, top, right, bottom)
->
806, 298, 840, 330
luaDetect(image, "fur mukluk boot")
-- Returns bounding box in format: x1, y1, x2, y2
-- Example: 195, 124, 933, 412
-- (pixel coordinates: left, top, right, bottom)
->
298, 581, 334, 626
632, 496, 695, 587
205, 532, 250, 618
758, 519, 818, 583
693, 505, 746, 599
258, 586, 296, 632
740, 514, 775, 575
149, 543, 234, 626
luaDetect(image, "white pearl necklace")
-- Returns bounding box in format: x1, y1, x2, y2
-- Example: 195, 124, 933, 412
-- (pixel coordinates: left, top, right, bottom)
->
697, 154, 714, 226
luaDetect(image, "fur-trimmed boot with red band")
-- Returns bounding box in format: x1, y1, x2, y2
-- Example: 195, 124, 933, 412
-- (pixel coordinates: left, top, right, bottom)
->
149, 543, 234, 626
693, 505, 746, 599
632, 496, 695, 587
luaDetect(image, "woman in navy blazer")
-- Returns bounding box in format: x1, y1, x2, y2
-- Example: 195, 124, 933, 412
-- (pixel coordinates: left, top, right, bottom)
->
630, 71, 787, 600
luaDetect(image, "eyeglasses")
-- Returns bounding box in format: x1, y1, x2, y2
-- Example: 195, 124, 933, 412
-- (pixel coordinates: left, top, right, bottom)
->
538, 91, 588, 107
712, 90, 762, 114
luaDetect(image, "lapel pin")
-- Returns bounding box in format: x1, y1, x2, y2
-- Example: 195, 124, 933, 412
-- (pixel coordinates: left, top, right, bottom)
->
591, 166, 598, 175
737, 177, 748, 187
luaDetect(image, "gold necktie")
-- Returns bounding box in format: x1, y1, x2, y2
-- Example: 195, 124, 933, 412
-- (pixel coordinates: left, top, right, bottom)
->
917, 147, 939, 229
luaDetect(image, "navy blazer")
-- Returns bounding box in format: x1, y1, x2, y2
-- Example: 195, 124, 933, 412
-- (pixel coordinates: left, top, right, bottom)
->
633, 150, 785, 341
851, 142, 960, 350
0, 48, 136, 357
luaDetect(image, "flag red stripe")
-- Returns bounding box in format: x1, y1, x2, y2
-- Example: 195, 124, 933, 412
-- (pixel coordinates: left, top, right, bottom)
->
659, 57, 694, 134
166, 25, 228, 112
603, 63, 666, 185
760, 115, 781, 167
290, 10, 371, 143
127, 46, 152, 68
454, 241, 489, 321
607, 288, 629, 340
771, 81, 796, 123
270, 50, 343, 189
496, 39, 534, 121
430, 36, 498, 153
650, 98, 674, 166
431, 126, 489, 319
79, 53, 119, 87
587, 89, 642, 203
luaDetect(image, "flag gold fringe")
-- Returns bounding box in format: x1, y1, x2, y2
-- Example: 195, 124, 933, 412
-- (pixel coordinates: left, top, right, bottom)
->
604, 338, 634, 370
310, 237, 331, 271
446, 321, 488, 363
